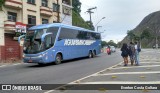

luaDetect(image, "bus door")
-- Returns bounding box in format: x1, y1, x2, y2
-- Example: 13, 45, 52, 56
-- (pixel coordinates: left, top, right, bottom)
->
41, 33, 54, 62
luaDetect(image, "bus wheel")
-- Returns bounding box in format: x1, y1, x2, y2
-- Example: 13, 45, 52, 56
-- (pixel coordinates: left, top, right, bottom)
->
92, 50, 96, 58
88, 51, 93, 58
55, 54, 62, 65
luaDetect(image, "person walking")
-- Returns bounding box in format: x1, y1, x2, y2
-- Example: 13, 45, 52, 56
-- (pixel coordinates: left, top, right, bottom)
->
106, 46, 111, 55
121, 43, 129, 66
134, 42, 141, 66
128, 42, 135, 66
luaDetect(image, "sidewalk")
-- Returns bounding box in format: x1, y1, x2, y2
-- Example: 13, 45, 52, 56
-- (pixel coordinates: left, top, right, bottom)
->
0, 60, 22, 66
52, 49, 160, 93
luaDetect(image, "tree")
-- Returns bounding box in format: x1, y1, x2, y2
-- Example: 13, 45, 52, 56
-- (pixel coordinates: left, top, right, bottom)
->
140, 29, 151, 39
72, 0, 81, 15
72, 11, 91, 29
107, 40, 117, 47
0, 0, 4, 10
101, 41, 107, 48
72, 0, 92, 30
127, 30, 135, 42
134, 35, 140, 41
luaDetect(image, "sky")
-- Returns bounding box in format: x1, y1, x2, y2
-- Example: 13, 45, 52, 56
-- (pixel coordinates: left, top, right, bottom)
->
79, 0, 160, 43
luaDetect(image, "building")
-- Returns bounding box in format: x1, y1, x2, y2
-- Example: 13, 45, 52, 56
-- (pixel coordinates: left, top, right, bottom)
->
0, 0, 72, 61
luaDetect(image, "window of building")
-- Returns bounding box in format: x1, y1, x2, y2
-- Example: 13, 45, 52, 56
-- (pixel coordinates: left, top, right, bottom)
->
28, 15, 36, 26
63, 6, 71, 15
42, 18, 48, 24
53, 3, 60, 12
62, 0, 71, 5
27, 0, 35, 4
42, 0, 48, 7
8, 12, 17, 22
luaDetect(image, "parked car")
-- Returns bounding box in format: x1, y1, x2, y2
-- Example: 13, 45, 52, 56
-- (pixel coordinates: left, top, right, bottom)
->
110, 46, 116, 52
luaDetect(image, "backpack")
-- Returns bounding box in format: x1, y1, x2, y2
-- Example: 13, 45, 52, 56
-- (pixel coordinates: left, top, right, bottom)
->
137, 44, 141, 52
137, 48, 141, 52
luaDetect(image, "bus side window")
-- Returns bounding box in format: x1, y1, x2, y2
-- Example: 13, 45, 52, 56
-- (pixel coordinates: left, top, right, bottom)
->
77, 31, 87, 40
45, 35, 53, 49
59, 28, 79, 40
47, 27, 59, 43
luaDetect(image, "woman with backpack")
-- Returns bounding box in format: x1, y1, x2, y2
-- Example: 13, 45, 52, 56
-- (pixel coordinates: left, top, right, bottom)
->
121, 43, 129, 66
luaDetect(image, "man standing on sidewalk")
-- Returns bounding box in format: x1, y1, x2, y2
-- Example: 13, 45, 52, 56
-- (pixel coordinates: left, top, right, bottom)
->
134, 42, 141, 66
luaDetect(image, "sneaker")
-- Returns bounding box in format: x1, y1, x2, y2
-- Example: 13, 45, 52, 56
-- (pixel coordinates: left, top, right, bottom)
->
124, 64, 127, 66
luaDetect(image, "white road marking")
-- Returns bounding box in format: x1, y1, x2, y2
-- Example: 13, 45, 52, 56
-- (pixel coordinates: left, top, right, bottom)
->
44, 62, 123, 93
92, 71, 160, 76
110, 65, 160, 69
79, 81, 160, 84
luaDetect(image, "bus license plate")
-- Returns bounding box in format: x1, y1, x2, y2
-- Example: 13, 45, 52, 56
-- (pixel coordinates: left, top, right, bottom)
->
29, 60, 32, 62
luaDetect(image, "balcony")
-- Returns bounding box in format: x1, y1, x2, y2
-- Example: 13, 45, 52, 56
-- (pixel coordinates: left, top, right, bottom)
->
4, 21, 16, 31
40, 6, 52, 16
5, 0, 22, 9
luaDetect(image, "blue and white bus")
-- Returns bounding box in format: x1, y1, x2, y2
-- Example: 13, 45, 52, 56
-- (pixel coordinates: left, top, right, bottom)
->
19, 23, 101, 65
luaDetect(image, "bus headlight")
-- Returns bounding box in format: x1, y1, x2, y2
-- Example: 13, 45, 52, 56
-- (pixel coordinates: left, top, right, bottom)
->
38, 53, 46, 58
38, 55, 43, 58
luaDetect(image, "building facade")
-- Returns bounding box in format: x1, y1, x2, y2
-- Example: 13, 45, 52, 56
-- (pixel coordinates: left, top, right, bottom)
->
0, 0, 72, 61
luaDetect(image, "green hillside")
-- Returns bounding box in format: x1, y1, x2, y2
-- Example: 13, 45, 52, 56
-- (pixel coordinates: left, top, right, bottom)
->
72, 11, 91, 29
121, 11, 160, 48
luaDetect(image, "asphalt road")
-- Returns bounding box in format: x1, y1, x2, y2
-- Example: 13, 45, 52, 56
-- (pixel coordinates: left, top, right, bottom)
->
0, 50, 122, 93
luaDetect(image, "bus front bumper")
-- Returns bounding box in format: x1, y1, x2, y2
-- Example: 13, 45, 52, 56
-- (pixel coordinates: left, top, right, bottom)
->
23, 55, 43, 63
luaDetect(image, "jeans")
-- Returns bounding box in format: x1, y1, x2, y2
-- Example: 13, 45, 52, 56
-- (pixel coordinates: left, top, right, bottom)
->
135, 50, 139, 65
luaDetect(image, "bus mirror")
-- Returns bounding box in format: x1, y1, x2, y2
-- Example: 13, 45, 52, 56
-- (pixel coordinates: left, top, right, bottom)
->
41, 33, 53, 42
18, 35, 25, 43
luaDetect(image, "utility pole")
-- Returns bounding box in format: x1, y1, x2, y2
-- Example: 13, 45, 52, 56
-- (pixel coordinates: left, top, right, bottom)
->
156, 30, 160, 49
97, 26, 102, 32
57, 0, 60, 22
86, 7, 97, 28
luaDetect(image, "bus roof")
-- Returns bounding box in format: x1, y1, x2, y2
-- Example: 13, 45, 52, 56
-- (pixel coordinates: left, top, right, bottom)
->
29, 23, 99, 33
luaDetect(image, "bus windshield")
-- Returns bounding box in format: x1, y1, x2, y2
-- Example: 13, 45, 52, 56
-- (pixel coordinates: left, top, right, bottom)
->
23, 29, 47, 54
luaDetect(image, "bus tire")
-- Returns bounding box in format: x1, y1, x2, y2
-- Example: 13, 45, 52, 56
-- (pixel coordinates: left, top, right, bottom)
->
88, 51, 93, 58
92, 50, 96, 58
55, 54, 62, 65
